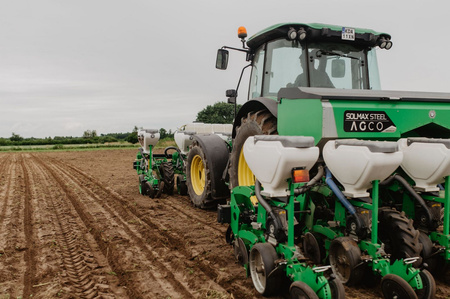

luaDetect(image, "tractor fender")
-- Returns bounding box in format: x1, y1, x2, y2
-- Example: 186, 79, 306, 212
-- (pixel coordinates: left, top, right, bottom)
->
193, 134, 230, 200
232, 98, 278, 138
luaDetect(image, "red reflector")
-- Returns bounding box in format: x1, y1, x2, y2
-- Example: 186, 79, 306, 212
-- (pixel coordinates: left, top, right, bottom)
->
292, 167, 309, 183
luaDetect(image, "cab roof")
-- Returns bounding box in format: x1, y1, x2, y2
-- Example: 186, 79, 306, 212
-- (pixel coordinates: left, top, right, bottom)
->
246, 23, 391, 50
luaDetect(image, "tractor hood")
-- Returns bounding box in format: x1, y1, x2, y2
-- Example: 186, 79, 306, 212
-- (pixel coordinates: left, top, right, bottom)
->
277, 87, 450, 144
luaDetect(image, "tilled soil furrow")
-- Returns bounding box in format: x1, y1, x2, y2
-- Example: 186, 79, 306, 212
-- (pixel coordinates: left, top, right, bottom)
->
20, 154, 37, 297
44, 155, 253, 298
24, 155, 123, 298
0, 157, 13, 239
0, 154, 28, 297
33, 154, 199, 298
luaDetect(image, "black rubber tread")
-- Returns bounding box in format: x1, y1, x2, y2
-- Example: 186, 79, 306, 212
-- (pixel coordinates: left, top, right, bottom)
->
378, 207, 422, 265
329, 236, 363, 286
415, 269, 436, 299
289, 281, 319, 299
328, 278, 346, 299
418, 232, 438, 274
186, 142, 211, 208
176, 175, 188, 196
160, 162, 175, 195
229, 109, 277, 190
381, 274, 418, 299
249, 243, 280, 296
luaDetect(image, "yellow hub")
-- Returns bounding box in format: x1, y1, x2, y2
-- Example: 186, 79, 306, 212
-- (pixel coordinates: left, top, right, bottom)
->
238, 148, 258, 204
238, 148, 255, 186
191, 155, 205, 195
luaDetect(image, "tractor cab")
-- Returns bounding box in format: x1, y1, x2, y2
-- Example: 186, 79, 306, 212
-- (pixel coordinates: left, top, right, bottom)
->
217, 23, 392, 100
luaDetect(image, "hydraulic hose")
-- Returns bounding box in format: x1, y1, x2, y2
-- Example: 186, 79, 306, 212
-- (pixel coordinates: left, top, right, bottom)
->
325, 168, 357, 215
255, 180, 284, 238
294, 165, 324, 195
380, 174, 434, 228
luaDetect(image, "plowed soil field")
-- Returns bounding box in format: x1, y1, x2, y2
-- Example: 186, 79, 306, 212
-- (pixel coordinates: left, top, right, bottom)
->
0, 149, 448, 298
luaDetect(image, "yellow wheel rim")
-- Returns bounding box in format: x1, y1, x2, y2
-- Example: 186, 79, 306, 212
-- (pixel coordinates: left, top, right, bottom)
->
191, 155, 205, 195
237, 148, 258, 204
238, 148, 255, 186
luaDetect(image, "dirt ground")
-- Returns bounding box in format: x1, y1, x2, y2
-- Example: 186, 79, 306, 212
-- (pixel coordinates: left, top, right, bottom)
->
0, 149, 448, 299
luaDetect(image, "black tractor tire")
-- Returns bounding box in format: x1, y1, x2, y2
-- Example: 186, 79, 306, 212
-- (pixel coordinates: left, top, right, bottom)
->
229, 109, 277, 190
418, 232, 438, 274
160, 162, 175, 195
378, 207, 422, 265
186, 141, 212, 208
289, 281, 319, 299
249, 243, 281, 296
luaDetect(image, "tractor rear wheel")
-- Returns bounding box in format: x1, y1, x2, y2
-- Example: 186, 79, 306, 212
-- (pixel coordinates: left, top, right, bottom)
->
229, 110, 277, 190
289, 281, 319, 299
160, 162, 174, 195
381, 274, 418, 299
378, 207, 422, 265
186, 142, 211, 208
329, 237, 363, 286
249, 243, 280, 296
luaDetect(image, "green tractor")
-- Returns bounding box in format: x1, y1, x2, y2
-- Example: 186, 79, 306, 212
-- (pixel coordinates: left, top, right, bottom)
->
210, 23, 450, 298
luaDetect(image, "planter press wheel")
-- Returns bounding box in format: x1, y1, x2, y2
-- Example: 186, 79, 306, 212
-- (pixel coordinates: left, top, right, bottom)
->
303, 232, 324, 265
415, 269, 436, 299
381, 274, 417, 299
138, 174, 146, 195
328, 237, 363, 286
233, 237, 248, 265
249, 243, 280, 296
289, 281, 319, 299
328, 278, 346, 299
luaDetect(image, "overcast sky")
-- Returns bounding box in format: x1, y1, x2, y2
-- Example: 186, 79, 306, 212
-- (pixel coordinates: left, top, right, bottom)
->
1, 0, 449, 138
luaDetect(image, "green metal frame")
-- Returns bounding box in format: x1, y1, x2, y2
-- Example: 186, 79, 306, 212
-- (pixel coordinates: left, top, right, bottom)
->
305, 178, 426, 292
229, 184, 333, 298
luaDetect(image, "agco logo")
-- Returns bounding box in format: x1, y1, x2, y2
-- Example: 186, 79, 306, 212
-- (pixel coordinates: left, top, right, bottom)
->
344, 110, 396, 133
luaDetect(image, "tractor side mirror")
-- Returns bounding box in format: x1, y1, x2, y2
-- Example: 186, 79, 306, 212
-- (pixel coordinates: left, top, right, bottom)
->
226, 89, 237, 104
331, 59, 345, 78
216, 49, 229, 70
